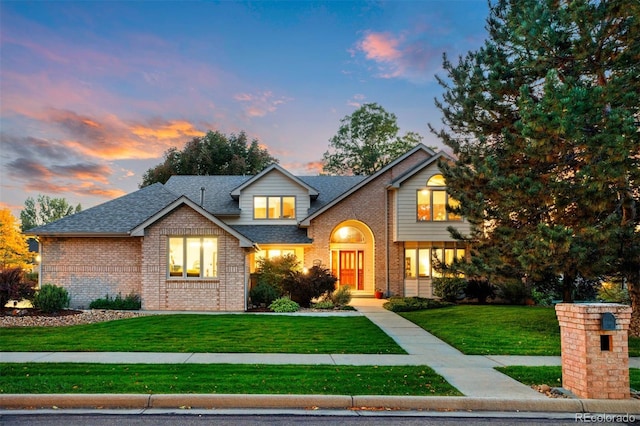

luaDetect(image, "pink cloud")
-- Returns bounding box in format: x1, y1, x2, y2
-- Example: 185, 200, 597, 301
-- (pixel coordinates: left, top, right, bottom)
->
359, 32, 402, 62
234, 91, 292, 118
354, 30, 440, 83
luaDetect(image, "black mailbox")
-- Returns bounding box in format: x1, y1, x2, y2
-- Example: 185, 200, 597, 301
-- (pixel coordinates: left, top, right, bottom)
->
601, 312, 617, 331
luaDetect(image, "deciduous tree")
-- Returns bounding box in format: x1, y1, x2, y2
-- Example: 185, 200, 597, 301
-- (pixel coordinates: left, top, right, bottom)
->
0, 209, 31, 270
20, 195, 81, 232
141, 130, 278, 186
323, 103, 423, 175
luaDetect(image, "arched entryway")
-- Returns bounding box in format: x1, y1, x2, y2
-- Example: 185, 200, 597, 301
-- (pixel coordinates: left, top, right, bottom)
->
329, 220, 375, 296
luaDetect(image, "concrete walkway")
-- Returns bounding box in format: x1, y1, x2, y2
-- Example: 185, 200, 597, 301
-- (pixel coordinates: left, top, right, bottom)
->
1, 298, 639, 401
350, 298, 546, 399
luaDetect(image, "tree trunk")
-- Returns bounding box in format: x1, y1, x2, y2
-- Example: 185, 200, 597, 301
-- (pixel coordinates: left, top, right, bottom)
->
562, 273, 575, 303
628, 280, 640, 338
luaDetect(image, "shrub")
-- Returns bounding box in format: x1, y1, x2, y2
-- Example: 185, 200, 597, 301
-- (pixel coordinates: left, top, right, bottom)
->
269, 296, 299, 313
89, 293, 141, 310
312, 300, 335, 310
255, 254, 300, 294
496, 280, 528, 304
464, 278, 495, 304
330, 285, 352, 307
383, 296, 452, 312
433, 277, 466, 303
0, 267, 36, 307
249, 282, 281, 306
598, 282, 630, 304
282, 265, 337, 308
32, 284, 70, 313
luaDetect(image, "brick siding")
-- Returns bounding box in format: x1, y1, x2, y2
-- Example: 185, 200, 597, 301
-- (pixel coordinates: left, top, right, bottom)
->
306, 149, 430, 296
141, 205, 246, 311
555, 303, 632, 399
39, 236, 142, 309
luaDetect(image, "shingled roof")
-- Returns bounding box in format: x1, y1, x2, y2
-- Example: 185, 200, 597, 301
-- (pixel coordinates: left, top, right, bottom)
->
26, 183, 181, 236
230, 225, 313, 244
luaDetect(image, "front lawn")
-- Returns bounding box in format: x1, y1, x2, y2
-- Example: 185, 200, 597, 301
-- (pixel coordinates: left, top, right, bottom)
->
496, 366, 640, 391
0, 314, 405, 354
399, 305, 640, 356
0, 363, 461, 396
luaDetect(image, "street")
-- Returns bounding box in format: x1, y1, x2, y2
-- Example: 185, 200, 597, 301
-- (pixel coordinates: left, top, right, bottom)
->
1, 412, 635, 426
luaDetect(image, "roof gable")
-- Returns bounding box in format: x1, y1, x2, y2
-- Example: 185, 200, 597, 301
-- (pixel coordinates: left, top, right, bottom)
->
129, 196, 255, 247
388, 151, 453, 188
229, 164, 319, 199
299, 144, 437, 225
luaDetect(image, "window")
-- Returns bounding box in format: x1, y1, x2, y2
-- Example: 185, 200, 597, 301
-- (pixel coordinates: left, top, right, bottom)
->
417, 174, 462, 221
254, 196, 296, 219
432, 247, 466, 278
168, 237, 217, 278
404, 246, 465, 278
255, 249, 296, 262
405, 249, 416, 278
331, 226, 365, 243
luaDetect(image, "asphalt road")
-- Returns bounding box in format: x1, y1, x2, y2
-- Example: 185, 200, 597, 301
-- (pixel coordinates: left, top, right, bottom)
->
0, 412, 635, 426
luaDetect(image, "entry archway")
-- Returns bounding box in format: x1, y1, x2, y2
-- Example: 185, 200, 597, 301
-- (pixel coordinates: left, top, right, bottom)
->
329, 220, 375, 295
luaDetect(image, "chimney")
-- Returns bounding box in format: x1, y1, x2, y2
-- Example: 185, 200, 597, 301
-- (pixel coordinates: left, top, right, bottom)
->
200, 187, 205, 206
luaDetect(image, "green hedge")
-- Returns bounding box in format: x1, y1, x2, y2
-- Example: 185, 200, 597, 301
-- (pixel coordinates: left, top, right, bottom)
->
383, 297, 452, 312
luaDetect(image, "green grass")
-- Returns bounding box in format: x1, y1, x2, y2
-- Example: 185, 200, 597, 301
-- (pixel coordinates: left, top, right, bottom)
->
0, 363, 461, 396
496, 366, 640, 391
0, 314, 405, 354
400, 305, 640, 356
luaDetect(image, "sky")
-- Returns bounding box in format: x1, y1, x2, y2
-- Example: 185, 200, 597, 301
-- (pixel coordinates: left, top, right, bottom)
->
0, 0, 490, 218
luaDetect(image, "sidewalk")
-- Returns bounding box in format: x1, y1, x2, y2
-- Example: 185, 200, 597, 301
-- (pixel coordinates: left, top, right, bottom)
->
2, 298, 640, 413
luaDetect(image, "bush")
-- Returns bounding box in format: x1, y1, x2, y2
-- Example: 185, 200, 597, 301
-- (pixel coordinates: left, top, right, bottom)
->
269, 296, 299, 313
496, 280, 528, 304
32, 284, 70, 313
282, 265, 337, 308
255, 254, 300, 294
312, 300, 335, 309
464, 278, 495, 304
0, 268, 36, 307
89, 293, 141, 310
249, 282, 281, 306
433, 277, 466, 302
383, 296, 452, 312
598, 282, 630, 304
330, 285, 352, 307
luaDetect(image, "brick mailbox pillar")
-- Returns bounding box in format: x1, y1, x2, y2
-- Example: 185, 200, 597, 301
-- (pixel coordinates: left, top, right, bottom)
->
555, 303, 632, 399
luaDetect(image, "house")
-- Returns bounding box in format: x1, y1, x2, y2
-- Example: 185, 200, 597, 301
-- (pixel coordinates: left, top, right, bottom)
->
26, 144, 471, 311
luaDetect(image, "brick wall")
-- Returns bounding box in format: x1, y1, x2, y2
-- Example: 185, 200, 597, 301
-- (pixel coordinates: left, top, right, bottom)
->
555, 303, 632, 399
306, 149, 430, 296
39, 236, 142, 309
141, 205, 246, 311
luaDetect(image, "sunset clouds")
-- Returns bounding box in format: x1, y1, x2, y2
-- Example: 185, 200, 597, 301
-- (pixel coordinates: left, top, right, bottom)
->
355, 29, 441, 83
0, 1, 488, 215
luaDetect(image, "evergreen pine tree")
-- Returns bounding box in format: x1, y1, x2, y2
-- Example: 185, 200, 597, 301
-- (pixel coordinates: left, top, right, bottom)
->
432, 0, 639, 327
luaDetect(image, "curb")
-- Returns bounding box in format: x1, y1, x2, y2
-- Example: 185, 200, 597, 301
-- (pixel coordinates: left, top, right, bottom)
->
2, 394, 639, 414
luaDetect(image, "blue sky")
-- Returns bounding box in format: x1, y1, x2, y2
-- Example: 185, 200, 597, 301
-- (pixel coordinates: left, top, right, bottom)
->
0, 1, 489, 217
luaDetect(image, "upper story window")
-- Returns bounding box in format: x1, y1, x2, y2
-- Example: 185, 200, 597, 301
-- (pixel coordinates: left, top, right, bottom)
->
254, 196, 296, 219
168, 237, 218, 278
417, 174, 462, 222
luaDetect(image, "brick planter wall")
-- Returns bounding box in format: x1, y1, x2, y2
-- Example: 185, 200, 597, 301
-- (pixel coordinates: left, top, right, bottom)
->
555, 303, 632, 399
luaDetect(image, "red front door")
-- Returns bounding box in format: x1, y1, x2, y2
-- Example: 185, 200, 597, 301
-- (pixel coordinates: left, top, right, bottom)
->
338, 250, 364, 290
